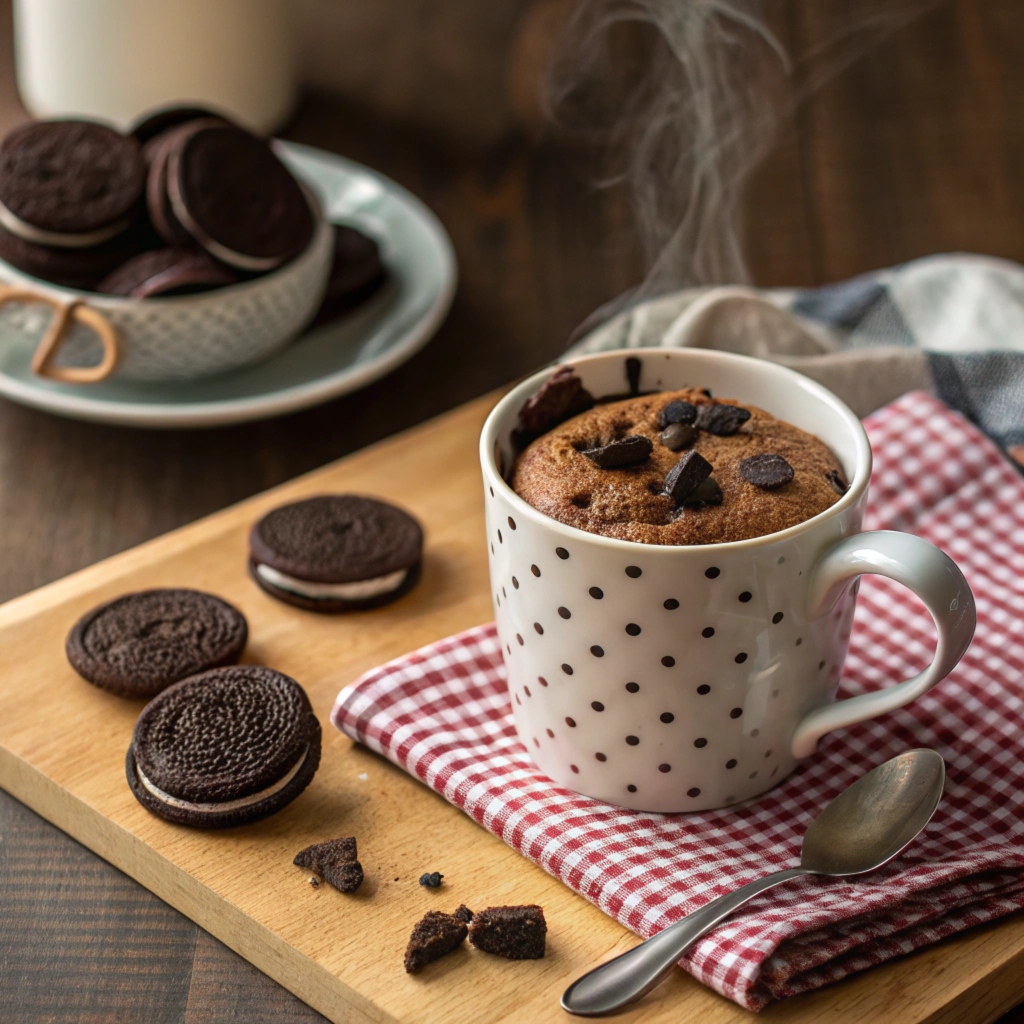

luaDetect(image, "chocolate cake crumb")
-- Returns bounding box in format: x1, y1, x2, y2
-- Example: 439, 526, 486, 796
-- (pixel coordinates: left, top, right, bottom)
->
469, 905, 547, 960
517, 366, 595, 437
453, 905, 474, 923
403, 911, 468, 973
294, 837, 364, 894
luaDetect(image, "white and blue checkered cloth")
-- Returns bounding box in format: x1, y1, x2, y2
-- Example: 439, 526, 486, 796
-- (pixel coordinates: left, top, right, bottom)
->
570, 253, 1024, 458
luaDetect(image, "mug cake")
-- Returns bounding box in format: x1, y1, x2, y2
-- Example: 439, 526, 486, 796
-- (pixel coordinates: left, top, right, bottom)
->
511, 370, 848, 545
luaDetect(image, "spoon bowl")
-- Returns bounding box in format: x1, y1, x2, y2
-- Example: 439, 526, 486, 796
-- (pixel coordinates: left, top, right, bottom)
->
561, 749, 945, 1017
801, 749, 946, 876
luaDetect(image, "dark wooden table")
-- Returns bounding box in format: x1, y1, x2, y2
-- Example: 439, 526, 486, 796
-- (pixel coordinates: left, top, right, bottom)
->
2, 1, 1024, 1020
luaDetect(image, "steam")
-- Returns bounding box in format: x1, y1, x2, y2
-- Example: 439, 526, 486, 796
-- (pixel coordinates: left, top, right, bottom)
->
546, 0, 938, 328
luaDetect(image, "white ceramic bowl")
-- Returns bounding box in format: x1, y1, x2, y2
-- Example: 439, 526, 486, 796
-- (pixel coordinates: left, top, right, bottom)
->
0, 208, 333, 382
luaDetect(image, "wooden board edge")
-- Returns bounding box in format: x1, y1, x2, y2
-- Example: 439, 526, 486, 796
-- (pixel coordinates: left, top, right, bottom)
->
0, 391, 500, 633
0, 745, 399, 1024
925, 928, 1024, 1024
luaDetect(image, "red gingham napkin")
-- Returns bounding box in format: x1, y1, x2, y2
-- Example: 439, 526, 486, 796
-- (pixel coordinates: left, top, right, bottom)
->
331, 392, 1024, 1010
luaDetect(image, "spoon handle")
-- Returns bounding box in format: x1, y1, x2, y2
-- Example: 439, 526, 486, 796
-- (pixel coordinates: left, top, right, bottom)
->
561, 866, 808, 1017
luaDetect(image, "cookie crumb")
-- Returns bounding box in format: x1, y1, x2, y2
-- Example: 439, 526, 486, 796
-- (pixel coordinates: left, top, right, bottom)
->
308, 876, 320, 888
404, 911, 468, 973
419, 871, 444, 888
294, 837, 364, 893
469, 906, 546, 960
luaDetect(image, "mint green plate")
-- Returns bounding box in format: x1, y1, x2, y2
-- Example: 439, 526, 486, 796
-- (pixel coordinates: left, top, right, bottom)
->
0, 142, 456, 428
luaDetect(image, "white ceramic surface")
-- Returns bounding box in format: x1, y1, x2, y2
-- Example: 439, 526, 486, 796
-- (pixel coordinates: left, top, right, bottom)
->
0, 143, 457, 427
14, 0, 298, 134
480, 349, 976, 812
0, 205, 333, 382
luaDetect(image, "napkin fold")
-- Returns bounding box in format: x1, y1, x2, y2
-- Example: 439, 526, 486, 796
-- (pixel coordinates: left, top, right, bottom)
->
332, 391, 1024, 1010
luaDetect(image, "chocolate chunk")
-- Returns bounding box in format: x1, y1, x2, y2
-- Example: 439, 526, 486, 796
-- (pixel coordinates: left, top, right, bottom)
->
658, 400, 697, 429
582, 435, 653, 468
661, 422, 697, 452
678, 476, 723, 507
739, 454, 795, 490
404, 911, 468, 973
294, 837, 364, 894
663, 450, 713, 504
826, 469, 849, 495
625, 356, 642, 396
453, 905, 474, 923
468, 906, 547, 960
518, 367, 595, 435
696, 403, 751, 436
419, 871, 444, 888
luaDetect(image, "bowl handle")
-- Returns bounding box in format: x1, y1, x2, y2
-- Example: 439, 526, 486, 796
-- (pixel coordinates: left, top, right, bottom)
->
0, 286, 119, 383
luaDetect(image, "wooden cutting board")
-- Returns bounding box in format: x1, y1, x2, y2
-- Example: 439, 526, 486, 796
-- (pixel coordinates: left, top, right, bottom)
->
1, 393, 1022, 1024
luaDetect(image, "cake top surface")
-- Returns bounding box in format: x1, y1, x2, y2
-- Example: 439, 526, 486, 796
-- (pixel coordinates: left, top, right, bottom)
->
511, 387, 846, 545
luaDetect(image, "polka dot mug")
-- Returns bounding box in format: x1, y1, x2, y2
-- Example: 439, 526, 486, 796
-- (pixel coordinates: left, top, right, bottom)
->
480, 348, 975, 812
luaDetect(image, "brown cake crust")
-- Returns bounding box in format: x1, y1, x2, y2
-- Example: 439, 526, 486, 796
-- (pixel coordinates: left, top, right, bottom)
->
511, 388, 845, 545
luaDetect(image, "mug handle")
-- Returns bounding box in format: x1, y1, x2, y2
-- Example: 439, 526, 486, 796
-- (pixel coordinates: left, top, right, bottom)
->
790, 530, 976, 759
0, 286, 119, 383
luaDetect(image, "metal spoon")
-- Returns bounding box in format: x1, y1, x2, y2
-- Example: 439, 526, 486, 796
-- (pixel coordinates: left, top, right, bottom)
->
561, 749, 945, 1017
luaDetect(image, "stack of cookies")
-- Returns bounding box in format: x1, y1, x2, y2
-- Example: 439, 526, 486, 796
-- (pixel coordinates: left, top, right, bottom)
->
0, 108, 384, 316
62, 493, 424, 829
0, 109, 315, 295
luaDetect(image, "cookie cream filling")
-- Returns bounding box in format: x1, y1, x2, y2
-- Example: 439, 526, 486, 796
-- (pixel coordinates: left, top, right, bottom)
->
255, 563, 408, 602
0, 200, 131, 248
135, 745, 309, 813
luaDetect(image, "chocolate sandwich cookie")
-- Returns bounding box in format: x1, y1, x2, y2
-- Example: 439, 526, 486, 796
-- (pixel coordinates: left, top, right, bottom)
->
309, 224, 386, 328
97, 247, 239, 298
66, 588, 248, 698
249, 495, 423, 612
0, 120, 144, 248
130, 105, 230, 145
0, 220, 147, 289
126, 665, 321, 828
143, 124, 208, 248
164, 121, 314, 271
